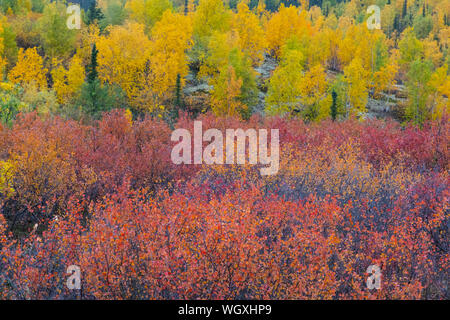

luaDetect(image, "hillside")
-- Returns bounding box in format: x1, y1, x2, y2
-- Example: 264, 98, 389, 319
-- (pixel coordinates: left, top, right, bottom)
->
0, 0, 448, 124
0, 0, 448, 300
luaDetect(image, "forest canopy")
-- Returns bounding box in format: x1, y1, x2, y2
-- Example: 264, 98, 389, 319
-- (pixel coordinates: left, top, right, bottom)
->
0, 0, 448, 124
0, 0, 448, 301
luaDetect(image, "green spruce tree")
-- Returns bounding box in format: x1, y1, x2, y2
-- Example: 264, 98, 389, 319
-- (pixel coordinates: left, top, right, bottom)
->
77, 43, 125, 118
86, 0, 104, 25
330, 89, 338, 121
175, 73, 182, 108
87, 44, 99, 83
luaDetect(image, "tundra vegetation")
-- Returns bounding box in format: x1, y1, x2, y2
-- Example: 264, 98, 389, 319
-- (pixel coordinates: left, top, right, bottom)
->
0, 0, 448, 299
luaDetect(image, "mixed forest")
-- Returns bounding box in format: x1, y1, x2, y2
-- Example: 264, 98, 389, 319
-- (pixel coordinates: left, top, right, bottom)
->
0, 0, 448, 299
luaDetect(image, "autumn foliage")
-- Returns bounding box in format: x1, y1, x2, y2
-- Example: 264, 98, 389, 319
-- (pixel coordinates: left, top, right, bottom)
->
0, 110, 448, 299
0, 0, 449, 301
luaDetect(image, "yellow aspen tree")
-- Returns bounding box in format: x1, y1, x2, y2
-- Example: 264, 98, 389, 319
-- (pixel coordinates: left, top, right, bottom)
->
256, 0, 269, 23
37, 1, 76, 59
299, 64, 327, 106
265, 5, 312, 57
438, 27, 450, 53
193, 0, 231, 47
337, 25, 359, 68
381, 3, 396, 35
199, 29, 257, 117
8, 47, 47, 90
337, 25, 383, 71
0, 20, 6, 76
232, 2, 266, 66
324, 12, 338, 29
428, 64, 450, 120
371, 51, 399, 98
96, 22, 152, 110
298, 64, 330, 120
343, 57, 369, 117
423, 36, 443, 68
309, 5, 323, 25
298, 0, 309, 10
307, 27, 331, 67
266, 48, 304, 115
52, 54, 86, 104
256, 0, 265, 15
399, 27, 424, 67
432, 0, 449, 35
188, 0, 195, 14
51, 60, 67, 102
126, 0, 173, 29
76, 24, 101, 66
17, 0, 32, 13
337, 15, 352, 33
343, 0, 358, 19
199, 30, 241, 78
0, 160, 15, 199
210, 65, 244, 117
148, 11, 193, 100
326, 27, 341, 71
